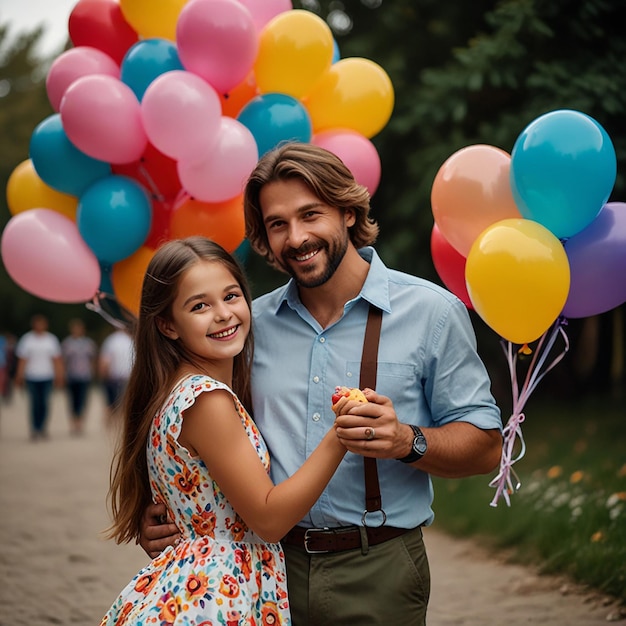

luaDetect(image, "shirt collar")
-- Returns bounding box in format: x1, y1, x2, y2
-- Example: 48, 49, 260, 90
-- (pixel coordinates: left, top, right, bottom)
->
274, 247, 392, 315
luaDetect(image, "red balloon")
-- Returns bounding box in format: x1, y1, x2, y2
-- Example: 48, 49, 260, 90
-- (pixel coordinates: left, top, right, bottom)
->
69, 0, 139, 65
430, 223, 473, 309
144, 198, 174, 250
112, 142, 181, 201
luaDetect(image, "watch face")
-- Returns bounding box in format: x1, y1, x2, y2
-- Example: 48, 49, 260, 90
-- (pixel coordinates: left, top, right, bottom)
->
414, 434, 427, 455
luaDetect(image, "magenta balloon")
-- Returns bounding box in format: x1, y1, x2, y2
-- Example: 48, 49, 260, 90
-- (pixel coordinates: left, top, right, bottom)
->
46, 46, 120, 112
141, 70, 222, 161
562, 202, 626, 318
1, 209, 101, 303
177, 116, 258, 203
60, 74, 147, 164
312, 129, 381, 195
176, 0, 258, 94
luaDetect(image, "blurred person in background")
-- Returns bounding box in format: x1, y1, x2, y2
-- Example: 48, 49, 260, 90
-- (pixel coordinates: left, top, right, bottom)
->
61, 318, 97, 436
98, 327, 134, 424
14, 314, 64, 441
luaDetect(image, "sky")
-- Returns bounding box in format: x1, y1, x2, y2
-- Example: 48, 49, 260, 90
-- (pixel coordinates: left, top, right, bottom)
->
1, 0, 78, 57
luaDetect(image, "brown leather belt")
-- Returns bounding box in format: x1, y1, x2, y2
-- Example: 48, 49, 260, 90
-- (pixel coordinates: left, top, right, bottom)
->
282, 525, 410, 554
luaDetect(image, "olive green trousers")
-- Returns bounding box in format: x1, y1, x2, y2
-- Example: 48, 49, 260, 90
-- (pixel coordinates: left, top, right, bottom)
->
283, 526, 430, 626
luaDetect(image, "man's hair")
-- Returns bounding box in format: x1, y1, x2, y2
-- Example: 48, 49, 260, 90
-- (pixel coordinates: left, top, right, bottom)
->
244, 142, 379, 270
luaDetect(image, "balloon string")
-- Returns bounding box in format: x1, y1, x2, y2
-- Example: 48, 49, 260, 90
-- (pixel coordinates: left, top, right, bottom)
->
137, 164, 165, 202
85, 292, 133, 331
489, 317, 569, 507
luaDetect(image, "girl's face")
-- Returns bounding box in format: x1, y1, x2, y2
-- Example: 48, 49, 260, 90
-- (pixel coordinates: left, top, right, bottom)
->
159, 260, 250, 365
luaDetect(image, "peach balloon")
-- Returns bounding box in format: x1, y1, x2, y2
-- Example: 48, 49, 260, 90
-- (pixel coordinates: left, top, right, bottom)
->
431, 145, 521, 257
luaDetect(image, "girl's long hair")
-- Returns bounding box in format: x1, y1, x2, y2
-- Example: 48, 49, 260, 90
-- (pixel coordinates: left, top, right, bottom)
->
105, 237, 254, 544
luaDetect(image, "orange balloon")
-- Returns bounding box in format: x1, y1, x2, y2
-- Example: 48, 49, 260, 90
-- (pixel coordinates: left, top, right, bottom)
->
431, 145, 521, 257
111, 246, 156, 317
221, 71, 258, 118
6, 160, 78, 220
302, 58, 394, 138
170, 194, 245, 252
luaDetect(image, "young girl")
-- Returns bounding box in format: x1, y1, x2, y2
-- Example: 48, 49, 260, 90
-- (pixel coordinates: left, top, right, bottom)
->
100, 237, 347, 625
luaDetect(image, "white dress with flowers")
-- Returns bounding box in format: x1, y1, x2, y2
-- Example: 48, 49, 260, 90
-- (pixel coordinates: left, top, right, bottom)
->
100, 374, 290, 626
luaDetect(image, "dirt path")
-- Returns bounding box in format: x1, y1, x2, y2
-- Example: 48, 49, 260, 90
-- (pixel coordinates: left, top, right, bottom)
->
0, 389, 622, 625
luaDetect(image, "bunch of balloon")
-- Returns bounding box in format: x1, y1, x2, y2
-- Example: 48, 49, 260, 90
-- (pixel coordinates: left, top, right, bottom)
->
0, 0, 394, 325
430, 110, 619, 506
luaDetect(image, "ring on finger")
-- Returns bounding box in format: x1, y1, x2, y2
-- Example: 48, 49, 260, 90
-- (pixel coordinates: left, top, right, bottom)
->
365, 427, 376, 441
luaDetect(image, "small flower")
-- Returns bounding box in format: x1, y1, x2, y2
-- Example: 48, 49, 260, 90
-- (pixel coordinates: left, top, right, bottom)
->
590, 531, 604, 543
547, 466, 562, 479
606, 492, 626, 508
570, 470, 584, 484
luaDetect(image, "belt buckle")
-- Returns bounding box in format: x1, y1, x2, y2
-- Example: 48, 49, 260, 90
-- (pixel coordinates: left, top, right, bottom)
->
304, 527, 331, 554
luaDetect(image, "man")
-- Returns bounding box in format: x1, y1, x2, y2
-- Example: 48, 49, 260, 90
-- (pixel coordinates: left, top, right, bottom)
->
14, 314, 64, 440
140, 143, 502, 624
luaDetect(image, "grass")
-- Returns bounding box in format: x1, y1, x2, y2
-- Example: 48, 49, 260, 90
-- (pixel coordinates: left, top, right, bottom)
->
431, 395, 626, 602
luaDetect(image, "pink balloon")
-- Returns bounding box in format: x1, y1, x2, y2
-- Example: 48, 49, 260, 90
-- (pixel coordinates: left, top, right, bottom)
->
141, 70, 222, 162
46, 46, 120, 112
178, 116, 258, 203
235, 0, 292, 31
60, 74, 147, 164
1, 209, 101, 303
312, 129, 381, 196
177, 0, 258, 94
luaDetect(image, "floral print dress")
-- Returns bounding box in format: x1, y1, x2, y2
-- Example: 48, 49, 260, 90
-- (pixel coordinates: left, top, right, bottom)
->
100, 374, 290, 626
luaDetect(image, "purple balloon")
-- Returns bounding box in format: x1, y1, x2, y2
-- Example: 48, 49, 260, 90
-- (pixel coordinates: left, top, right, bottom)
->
562, 202, 626, 318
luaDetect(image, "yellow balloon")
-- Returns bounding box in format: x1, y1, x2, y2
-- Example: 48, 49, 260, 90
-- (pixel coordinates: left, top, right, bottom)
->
255, 10, 333, 99
6, 160, 78, 220
112, 246, 156, 317
465, 219, 570, 344
302, 58, 394, 138
119, 0, 187, 40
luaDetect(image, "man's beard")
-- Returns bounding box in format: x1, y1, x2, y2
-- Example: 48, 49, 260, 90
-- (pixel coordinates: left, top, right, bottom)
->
280, 233, 349, 289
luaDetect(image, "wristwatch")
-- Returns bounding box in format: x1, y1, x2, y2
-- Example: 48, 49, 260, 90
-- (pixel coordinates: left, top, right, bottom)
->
397, 424, 427, 463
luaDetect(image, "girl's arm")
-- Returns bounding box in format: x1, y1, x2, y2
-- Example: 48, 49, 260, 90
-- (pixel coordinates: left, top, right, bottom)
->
180, 389, 346, 543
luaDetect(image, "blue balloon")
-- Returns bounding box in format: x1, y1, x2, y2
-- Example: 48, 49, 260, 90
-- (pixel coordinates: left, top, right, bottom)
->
29, 114, 111, 197
77, 175, 152, 264
237, 93, 312, 157
332, 38, 341, 64
120, 38, 184, 101
510, 109, 617, 239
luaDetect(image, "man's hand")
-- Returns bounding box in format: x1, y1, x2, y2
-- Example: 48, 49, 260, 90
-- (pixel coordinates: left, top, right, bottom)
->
139, 502, 181, 559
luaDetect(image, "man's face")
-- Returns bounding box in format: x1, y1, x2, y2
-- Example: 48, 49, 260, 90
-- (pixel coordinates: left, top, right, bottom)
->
259, 178, 354, 288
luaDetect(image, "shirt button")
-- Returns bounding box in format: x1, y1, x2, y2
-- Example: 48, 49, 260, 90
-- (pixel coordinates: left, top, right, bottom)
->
312, 413, 321, 422
313, 376, 320, 383
347, 372, 353, 378
319, 337, 326, 343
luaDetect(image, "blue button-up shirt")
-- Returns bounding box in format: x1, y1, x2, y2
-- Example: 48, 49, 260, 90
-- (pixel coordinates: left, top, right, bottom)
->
251, 247, 502, 529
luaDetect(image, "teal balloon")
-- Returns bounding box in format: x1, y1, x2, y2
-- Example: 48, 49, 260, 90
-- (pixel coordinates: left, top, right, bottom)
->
78, 175, 152, 264
510, 109, 616, 239
237, 93, 312, 157
29, 114, 111, 196
120, 38, 184, 101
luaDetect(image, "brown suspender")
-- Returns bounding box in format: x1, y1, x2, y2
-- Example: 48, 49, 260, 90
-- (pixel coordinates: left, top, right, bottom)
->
360, 305, 384, 522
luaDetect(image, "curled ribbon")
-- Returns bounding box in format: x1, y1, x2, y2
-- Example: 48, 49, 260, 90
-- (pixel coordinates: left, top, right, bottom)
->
489, 317, 569, 507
